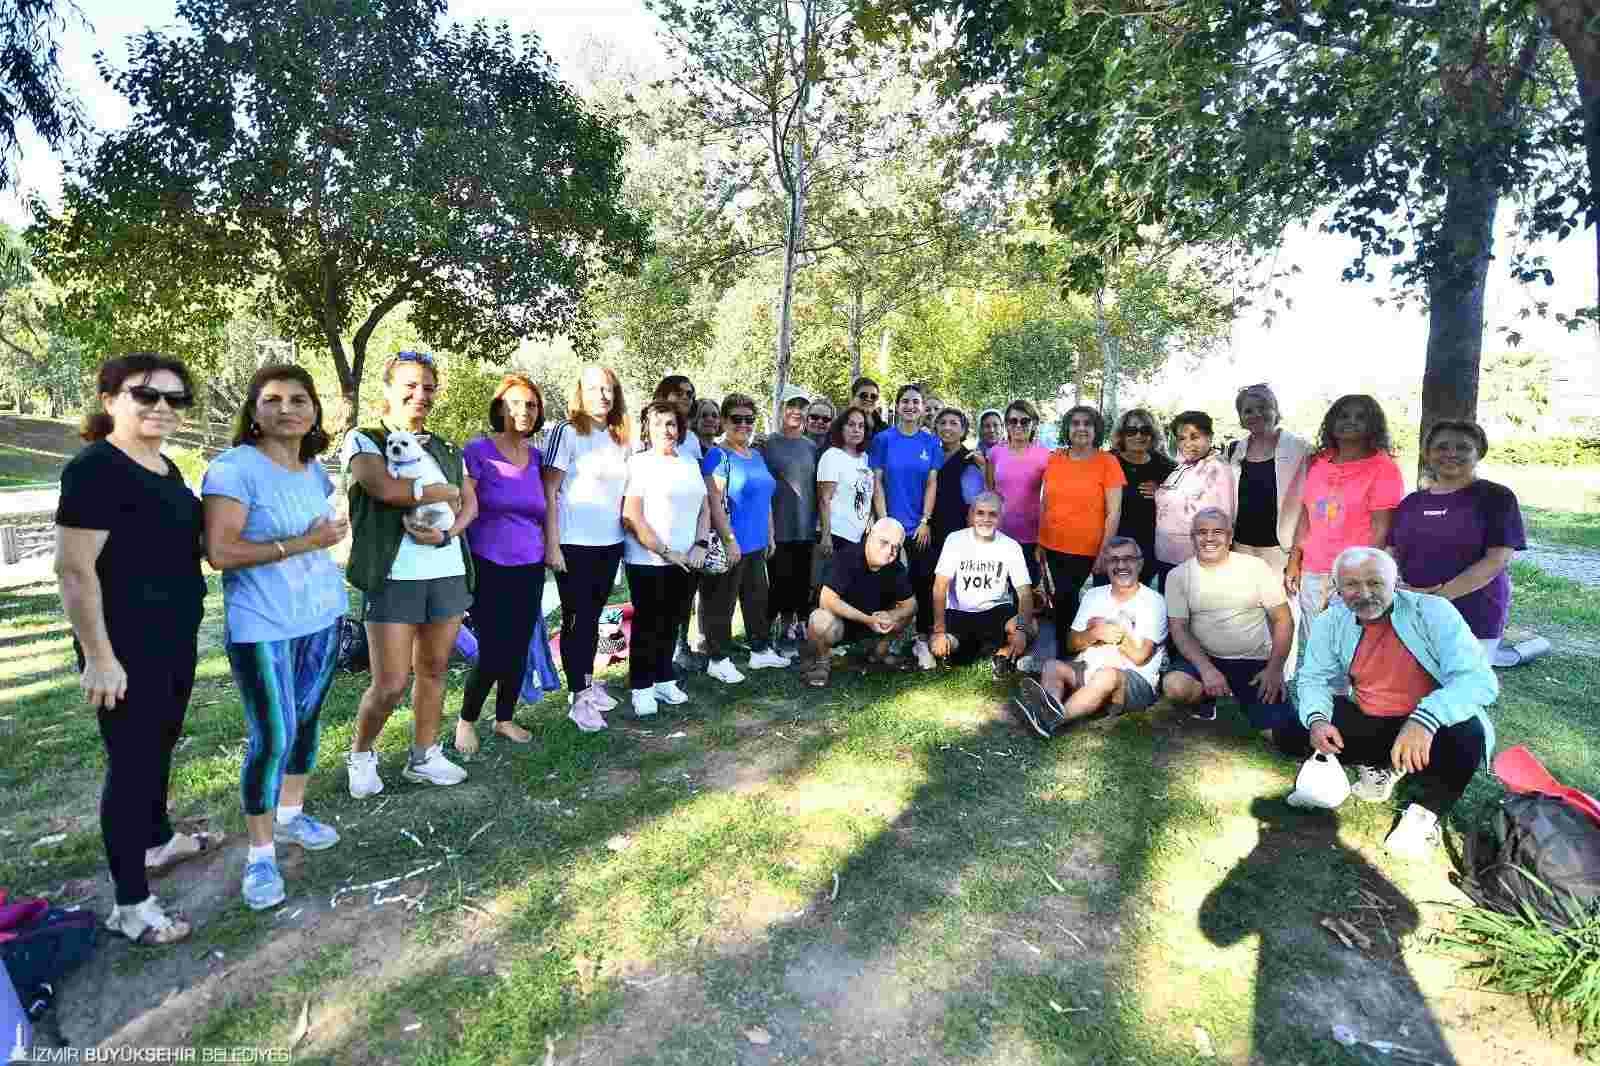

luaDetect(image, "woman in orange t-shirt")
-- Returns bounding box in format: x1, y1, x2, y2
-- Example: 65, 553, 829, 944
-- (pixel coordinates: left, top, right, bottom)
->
1037, 405, 1126, 636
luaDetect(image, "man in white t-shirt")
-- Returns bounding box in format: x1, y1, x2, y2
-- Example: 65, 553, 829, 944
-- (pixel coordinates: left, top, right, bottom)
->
1013, 536, 1166, 739
930, 492, 1036, 678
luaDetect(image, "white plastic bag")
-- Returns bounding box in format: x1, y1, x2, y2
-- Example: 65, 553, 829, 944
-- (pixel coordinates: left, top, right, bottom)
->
2, 963, 30, 1065
1286, 751, 1351, 810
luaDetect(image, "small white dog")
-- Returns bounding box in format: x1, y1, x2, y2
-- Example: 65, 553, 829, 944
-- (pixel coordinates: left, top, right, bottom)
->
384, 430, 454, 531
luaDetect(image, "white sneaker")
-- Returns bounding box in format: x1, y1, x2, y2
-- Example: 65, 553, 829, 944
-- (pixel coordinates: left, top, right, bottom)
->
567, 691, 608, 733
913, 638, 936, 671
707, 657, 745, 684
346, 750, 384, 798
1383, 803, 1440, 859
586, 684, 619, 711
749, 648, 790, 670
401, 744, 468, 786
653, 680, 689, 705
631, 689, 659, 717
1352, 765, 1404, 803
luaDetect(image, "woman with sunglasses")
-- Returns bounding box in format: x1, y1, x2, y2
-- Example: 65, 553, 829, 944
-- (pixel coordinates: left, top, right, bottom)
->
56, 353, 211, 945
1222, 384, 1312, 654
849, 376, 887, 439
1104, 408, 1175, 587
765, 389, 822, 655
1153, 410, 1235, 588
342, 351, 477, 796
543, 365, 631, 730
202, 364, 348, 910
700, 392, 784, 682
1038, 405, 1126, 638
806, 398, 836, 450
454, 374, 548, 754
869, 383, 944, 669
987, 400, 1051, 590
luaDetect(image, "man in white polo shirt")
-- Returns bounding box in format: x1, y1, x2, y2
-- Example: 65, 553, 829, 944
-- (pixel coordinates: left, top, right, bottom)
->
929, 492, 1037, 679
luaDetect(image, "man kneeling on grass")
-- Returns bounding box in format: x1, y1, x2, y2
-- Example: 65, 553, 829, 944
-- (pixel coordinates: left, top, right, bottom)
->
930, 492, 1037, 680
797, 518, 917, 687
1011, 537, 1165, 738
1279, 546, 1496, 859
1160, 508, 1296, 737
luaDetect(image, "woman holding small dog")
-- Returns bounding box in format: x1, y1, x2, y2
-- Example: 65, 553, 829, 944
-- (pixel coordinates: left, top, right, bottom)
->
340, 351, 477, 798
203, 364, 349, 910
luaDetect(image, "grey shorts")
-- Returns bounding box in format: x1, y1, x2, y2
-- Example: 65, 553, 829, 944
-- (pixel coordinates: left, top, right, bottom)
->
363, 576, 472, 624
1072, 660, 1158, 712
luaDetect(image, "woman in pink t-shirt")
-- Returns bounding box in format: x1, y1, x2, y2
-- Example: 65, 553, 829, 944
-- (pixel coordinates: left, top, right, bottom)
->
986, 399, 1050, 586
1285, 394, 1406, 654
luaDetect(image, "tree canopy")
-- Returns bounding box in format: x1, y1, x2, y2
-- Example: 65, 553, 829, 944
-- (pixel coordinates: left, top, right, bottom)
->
0, 0, 84, 190
30, 0, 651, 426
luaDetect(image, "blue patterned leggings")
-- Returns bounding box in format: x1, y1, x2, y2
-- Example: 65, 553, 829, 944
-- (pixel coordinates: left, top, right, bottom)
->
226, 622, 341, 816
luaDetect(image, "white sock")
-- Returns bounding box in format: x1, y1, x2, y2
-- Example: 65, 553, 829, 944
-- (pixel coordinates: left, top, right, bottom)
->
247, 843, 275, 864
275, 805, 302, 826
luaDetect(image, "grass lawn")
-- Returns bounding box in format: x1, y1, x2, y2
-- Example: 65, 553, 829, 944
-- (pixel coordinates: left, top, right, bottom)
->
0, 441, 69, 488
1523, 506, 1600, 552
2, 554, 1598, 1063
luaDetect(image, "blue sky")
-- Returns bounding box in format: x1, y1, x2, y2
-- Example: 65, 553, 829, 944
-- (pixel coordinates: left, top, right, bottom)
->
10, 0, 1596, 414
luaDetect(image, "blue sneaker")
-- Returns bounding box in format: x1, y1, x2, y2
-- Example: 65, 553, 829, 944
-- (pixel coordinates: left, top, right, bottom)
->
241, 859, 286, 910
273, 813, 340, 851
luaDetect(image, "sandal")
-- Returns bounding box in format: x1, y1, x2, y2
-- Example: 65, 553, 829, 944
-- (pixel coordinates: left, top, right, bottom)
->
106, 897, 192, 946
144, 831, 223, 876
799, 654, 830, 688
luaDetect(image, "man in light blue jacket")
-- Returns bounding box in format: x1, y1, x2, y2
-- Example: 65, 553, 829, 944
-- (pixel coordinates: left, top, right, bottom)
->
1284, 546, 1496, 858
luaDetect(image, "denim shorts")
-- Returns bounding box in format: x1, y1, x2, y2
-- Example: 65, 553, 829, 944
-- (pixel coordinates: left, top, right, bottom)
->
363, 576, 472, 624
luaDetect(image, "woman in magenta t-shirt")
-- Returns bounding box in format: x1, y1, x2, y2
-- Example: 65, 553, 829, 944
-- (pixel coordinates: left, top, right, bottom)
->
455, 375, 548, 753
1285, 394, 1406, 654
986, 399, 1050, 586
1387, 419, 1525, 659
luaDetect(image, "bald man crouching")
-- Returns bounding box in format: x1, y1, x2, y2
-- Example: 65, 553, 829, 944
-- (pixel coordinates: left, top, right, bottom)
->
797, 519, 917, 688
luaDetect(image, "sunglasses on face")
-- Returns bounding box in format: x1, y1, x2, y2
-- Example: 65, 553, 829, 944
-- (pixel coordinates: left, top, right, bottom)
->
1006, 417, 1033, 427
728, 414, 757, 426
856, 392, 878, 402
125, 385, 195, 410
807, 413, 831, 423
1123, 425, 1153, 435
394, 350, 435, 367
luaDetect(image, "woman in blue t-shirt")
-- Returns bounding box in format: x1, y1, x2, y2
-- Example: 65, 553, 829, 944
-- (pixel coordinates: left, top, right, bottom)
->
700, 392, 784, 683
869, 383, 943, 669
202, 364, 350, 912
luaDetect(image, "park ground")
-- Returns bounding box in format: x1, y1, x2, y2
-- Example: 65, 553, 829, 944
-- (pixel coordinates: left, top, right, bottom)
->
2, 419, 1599, 1064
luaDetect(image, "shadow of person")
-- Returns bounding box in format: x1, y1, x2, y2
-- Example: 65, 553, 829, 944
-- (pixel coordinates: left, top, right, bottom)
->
1199, 797, 1458, 1064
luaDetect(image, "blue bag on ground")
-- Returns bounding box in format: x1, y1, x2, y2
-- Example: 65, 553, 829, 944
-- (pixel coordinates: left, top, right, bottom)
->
521, 614, 561, 702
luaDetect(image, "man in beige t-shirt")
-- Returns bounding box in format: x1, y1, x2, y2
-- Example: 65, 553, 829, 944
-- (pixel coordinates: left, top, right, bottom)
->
1162, 508, 1296, 737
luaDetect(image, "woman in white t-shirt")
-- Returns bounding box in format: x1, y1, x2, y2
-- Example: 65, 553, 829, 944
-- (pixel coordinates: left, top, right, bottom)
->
622, 401, 711, 718
816, 405, 874, 558
542, 365, 631, 732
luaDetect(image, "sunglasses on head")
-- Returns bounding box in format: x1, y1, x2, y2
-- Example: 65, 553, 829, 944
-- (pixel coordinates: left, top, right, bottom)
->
394, 350, 435, 367
1006, 416, 1033, 426
728, 414, 757, 426
124, 385, 195, 410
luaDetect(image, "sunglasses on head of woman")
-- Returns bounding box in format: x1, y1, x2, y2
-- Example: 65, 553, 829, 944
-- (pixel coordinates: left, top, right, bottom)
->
124, 385, 195, 410
394, 350, 435, 367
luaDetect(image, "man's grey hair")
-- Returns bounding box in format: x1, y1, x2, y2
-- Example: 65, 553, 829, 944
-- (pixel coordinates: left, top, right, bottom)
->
1332, 546, 1398, 591
869, 516, 906, 543
1189, 507, 1233, 530
1100, 535, 1142, 557
971, 490, 1005, 512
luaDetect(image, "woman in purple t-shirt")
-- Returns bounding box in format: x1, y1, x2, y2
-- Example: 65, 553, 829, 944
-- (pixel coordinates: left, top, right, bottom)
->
455, 375, 548, 753
1388, 419, 1526, 658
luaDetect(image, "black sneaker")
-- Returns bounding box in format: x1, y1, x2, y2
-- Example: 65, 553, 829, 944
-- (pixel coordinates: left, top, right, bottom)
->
1190, 701, 1218, 722
991, 654, 1016, 682
1011, 677, 1067, 739
673, 643, 708, 675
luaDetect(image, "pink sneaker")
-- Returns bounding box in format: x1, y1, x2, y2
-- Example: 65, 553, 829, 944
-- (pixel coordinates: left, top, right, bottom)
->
567, 691, 608, 733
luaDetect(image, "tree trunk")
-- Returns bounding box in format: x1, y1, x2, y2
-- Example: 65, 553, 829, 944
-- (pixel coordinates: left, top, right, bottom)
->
849, 280, 864, 383
1419, 165, 1499, 478
877, 325, 891, 376
774, 183, 803, 425
1093, 287, 1121, 425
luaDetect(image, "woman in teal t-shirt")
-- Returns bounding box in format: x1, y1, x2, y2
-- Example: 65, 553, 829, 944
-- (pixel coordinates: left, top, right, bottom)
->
700, 392, 784, 683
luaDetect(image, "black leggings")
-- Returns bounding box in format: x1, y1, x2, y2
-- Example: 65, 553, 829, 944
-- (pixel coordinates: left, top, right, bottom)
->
1043, 550, 1097, 636
462, 557, 545, 722
554, 542, 624, 693
1277, 696, 1487, 816
93, 644, 197, 906
907, 536, 941, 636
626, 563, 692, 689
767, 540, 814, 619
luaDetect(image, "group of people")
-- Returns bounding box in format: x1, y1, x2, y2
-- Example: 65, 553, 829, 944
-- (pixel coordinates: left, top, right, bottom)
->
54, 351, 1526, 945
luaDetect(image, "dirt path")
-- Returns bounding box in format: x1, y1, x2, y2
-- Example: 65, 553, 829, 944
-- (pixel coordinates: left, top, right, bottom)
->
1524, 540, 1600, 589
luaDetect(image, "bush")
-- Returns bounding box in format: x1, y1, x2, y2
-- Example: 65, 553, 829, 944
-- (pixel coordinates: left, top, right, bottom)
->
1489, 435, 1600, 468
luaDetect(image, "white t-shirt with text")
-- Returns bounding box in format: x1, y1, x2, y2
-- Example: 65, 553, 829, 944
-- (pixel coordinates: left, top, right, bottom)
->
934, 528, 1031, 614
817, 446, 873, 544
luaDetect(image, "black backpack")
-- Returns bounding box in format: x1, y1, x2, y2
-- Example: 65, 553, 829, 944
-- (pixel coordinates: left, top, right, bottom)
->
1460, 794, 1600, 928
336, 614, 368, 672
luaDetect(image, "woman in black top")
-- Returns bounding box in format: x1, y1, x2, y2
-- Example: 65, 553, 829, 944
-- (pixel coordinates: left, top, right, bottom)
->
1104, 408, 1175, 586
55, 353, 212, 946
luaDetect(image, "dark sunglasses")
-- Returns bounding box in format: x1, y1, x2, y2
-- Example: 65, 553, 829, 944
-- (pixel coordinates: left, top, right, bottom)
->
1006, 416, 1033, 426
806, 413, 831, 422
856, 391, 879, 401
394, 350, 436, 367
125, 385, 195, 410
728, 414, 757, 426
1123, 425, 1154, 435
